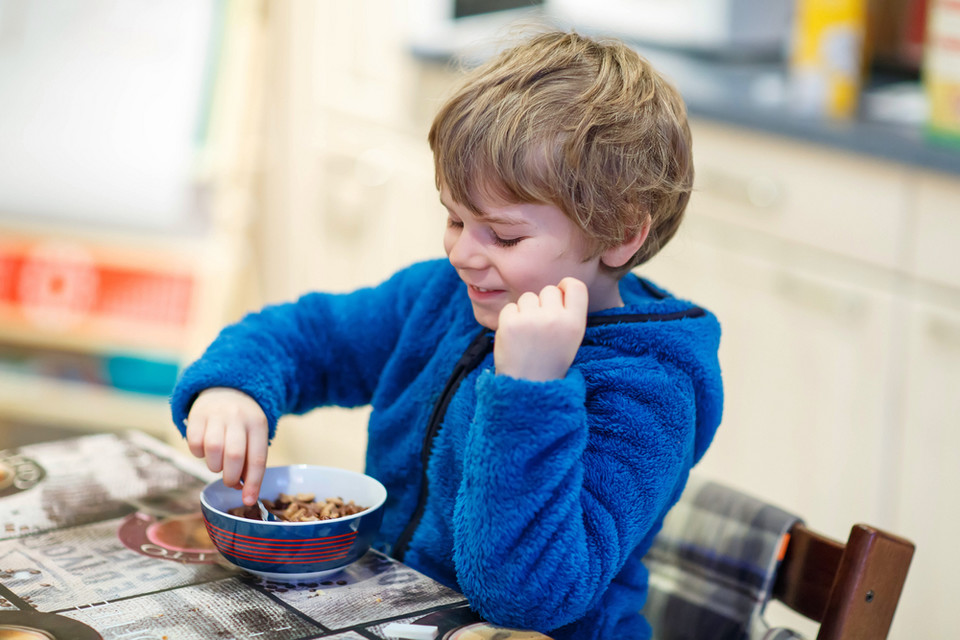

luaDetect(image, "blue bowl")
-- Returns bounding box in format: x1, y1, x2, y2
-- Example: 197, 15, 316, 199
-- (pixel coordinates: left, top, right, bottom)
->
200, 465, 387, 581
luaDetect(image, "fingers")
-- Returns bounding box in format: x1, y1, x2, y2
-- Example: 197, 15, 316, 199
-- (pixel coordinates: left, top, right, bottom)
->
515, 279, 588, 312
515, 290, 541, 312
536, 284, 563, 309
498, 301, 518, 327
185, 415, 207, 459
182, 388, 269, 500
511, 284, 569, 313
557, 277, 588, 314
203, 417, 226, 474
241, 427, 269, 506
493, 278, 590, 381
221, 421, 247, 489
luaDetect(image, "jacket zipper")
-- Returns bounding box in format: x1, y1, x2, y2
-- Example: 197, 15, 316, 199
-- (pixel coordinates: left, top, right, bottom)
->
393, 329, 493, 561
390, 303, 705, 560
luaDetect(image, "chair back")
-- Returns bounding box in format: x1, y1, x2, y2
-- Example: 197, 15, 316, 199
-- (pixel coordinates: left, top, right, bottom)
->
643, 477, 915, 640
772, 522, 914, 640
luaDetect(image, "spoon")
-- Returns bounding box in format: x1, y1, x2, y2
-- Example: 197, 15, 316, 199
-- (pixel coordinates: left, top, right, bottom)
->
238, 479, 279, 521
256, 498, 279, 522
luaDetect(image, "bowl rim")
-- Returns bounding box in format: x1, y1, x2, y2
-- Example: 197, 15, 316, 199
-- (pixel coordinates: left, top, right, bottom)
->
200, 464, 387, 527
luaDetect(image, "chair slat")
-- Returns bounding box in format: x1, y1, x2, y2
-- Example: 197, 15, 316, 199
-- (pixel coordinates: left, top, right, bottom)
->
773, 523, 845, 620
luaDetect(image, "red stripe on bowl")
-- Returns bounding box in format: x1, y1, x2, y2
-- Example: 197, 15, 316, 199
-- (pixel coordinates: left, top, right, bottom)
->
218, 546, 352, 563
203, 518, 359, 545
207, 533, 356, 557
205, 527, 357, 551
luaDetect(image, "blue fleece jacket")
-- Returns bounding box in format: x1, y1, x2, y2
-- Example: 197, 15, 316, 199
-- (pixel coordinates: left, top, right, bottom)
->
170, 258, 723, 638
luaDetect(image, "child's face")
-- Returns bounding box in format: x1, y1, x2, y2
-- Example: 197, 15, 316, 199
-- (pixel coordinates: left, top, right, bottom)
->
441, 187, 620, 330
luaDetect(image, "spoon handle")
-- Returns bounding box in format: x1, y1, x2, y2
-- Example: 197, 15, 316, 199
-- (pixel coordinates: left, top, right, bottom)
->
257, 499, 279, 521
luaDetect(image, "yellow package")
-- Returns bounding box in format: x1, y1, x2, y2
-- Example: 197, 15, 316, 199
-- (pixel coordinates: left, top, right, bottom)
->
789, 0, 869, 119
925, 0, 960, 146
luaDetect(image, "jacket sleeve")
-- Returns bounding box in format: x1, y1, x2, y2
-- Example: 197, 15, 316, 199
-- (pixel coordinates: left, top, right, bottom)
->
452, 356, 700, 631
169, 261, 435, 439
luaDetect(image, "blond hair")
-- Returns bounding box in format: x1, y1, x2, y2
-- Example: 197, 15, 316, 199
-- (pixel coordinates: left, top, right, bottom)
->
429, 30, 693, 271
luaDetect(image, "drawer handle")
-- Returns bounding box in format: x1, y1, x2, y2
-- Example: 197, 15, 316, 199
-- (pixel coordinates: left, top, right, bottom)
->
697, 168, 783, 211
775, 273, 866, 322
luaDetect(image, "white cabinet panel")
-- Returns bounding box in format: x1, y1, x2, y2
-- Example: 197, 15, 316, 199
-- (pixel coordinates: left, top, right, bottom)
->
311, 1, 412, 126
643, 229, 898, 541
689, 119, 910, 271
891, 302, 960, 638
910, 171, 960, 290
312, 113, 444, 292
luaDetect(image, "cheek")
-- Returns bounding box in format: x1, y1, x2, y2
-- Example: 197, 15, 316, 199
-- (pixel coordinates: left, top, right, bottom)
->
500, 257, 553, 293
506, 251, 593, 293
442, 228, 455, 256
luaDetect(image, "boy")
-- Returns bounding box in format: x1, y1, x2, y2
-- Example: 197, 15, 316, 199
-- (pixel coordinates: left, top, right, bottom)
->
171, 30, 722, 639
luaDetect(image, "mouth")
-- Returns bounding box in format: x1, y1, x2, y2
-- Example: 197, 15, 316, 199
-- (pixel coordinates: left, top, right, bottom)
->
465, 283, 505, 300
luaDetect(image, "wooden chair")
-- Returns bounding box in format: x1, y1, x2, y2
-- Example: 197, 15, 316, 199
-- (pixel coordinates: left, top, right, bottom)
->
772, 522, 915, 640
642, 476, 915, 640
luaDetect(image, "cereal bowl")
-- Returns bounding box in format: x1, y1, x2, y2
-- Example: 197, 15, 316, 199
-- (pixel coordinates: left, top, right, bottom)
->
200, 465, 387, 581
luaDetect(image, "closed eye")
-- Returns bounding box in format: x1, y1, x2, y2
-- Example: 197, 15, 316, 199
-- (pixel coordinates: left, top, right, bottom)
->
446, 209, 523, 247
492, 234, 523, 248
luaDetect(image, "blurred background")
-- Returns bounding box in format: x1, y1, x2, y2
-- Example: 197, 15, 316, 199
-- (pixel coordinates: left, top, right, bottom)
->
0, 0, 958, 637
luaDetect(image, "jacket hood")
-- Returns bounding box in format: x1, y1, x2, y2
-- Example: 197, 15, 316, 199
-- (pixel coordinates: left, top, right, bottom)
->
583, 273, 724, 464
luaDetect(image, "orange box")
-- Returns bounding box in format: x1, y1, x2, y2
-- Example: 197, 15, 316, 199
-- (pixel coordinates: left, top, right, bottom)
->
0, 233, 195, 354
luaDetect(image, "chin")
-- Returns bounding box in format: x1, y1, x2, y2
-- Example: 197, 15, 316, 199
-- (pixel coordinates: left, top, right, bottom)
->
471, 307, 499, 331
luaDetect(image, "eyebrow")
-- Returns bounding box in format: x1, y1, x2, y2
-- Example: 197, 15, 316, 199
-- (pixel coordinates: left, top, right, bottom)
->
439, 196, 530, 227
485, 214, 528, 227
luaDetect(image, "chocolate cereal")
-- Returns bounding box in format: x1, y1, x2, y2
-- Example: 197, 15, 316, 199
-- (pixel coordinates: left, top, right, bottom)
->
229, 493, 368, 522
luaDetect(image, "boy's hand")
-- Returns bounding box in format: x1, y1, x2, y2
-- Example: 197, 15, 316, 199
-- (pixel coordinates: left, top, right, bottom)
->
494, 277, 588, 381
185, 387, 268, 506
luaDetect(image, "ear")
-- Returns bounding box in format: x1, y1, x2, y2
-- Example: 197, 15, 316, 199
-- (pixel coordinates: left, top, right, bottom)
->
600, 216, 651, 269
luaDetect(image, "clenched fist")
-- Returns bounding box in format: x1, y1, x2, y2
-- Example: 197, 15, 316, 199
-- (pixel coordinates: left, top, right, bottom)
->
494, 277, 589, 381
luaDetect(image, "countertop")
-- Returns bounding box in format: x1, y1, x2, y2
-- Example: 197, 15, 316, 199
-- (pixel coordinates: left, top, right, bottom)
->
638, 46, 960, 176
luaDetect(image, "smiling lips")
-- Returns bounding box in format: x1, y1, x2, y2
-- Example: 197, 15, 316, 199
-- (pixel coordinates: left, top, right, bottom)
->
467, 283, 505, 300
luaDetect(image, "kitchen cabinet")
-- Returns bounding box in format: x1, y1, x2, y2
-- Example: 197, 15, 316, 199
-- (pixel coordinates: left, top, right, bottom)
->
689, 121, 910, 271
641, 118, 916, 539
644, 223, 899, 541
891, 173, 960, 635
892, 301, 960, 635
643, 119, 960, 639
910, 171, 960, 290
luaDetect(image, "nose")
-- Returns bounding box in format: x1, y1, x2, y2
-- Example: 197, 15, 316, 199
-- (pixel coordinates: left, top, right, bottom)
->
445, 226, 487, 270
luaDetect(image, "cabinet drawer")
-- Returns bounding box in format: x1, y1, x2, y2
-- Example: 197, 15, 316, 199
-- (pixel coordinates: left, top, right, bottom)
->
688, 119, 908, 270
911, 171, 960, 290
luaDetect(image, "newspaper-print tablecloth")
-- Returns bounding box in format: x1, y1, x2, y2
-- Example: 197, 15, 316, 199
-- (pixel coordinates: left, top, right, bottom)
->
0, 431, 551, 639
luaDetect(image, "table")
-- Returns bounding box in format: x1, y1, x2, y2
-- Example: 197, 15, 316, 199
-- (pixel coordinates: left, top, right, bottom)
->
0, 431, 551, 639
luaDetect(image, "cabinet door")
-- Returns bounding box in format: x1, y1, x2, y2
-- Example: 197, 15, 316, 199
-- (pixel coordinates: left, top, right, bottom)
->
313, 113, 443, 291
643, 227, 898, 541
890, 301, 960, 639
910, 171, 960, 290
688, 119, 909, 271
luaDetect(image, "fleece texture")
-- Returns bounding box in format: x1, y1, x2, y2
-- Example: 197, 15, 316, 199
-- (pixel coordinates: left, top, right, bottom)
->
170, 258, 723, 639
